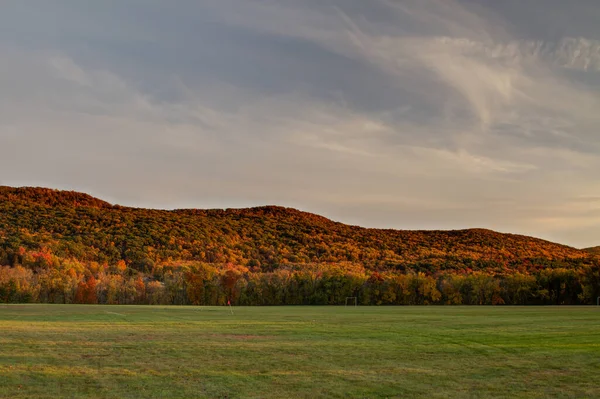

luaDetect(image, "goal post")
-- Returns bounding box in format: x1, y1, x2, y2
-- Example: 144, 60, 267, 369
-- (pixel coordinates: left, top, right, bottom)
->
345, 297, 357, 307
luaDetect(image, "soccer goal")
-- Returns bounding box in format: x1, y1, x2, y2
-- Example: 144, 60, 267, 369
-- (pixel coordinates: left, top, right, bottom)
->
345, 297, 357, 307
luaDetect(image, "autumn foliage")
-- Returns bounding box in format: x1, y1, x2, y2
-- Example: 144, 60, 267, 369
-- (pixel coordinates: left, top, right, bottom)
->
0, 186, 598, 305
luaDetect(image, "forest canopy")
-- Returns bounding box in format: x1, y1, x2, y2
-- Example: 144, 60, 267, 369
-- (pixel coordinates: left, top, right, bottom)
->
1, 186, 598, 305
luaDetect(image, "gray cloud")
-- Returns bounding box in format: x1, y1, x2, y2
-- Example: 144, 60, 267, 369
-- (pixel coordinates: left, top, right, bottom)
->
1, 0, 600, 248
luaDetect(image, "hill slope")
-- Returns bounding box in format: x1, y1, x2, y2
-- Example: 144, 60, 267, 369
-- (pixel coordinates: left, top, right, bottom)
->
0, 186, 589, 273
584, 246, 600, 256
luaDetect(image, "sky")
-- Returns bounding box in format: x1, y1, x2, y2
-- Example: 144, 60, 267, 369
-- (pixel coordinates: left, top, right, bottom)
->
1, 1, 600, 248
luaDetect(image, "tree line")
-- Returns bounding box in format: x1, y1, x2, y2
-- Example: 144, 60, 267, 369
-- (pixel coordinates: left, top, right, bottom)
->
2, 256, 599, 305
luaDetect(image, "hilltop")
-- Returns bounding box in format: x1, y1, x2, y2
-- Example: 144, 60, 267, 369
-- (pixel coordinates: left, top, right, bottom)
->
584, 246, 600, 256
0, 186, 112, 209
0, 186, 588, 274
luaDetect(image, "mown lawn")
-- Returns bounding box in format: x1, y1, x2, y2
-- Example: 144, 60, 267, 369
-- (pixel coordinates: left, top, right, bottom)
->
1, 305, 599, 398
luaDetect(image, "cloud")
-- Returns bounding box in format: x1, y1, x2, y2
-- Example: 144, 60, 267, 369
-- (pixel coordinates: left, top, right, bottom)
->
1, 0, 600, 247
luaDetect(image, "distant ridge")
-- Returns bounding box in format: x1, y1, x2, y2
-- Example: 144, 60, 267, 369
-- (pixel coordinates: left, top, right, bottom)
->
0, 186, 112, 209
0, 186, 589, 273
584, 246, 600, 256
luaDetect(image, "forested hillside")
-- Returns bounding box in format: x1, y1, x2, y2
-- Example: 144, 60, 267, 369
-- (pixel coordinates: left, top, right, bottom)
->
1, 186, 598, 305
584, 246, 600, 256
0, 186, 588, 271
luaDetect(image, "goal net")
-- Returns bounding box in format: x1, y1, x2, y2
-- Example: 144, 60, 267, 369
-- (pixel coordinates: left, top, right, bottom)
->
345, 297, 357, 307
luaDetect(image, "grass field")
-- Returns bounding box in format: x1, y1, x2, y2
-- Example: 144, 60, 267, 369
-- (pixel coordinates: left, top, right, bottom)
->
1, 305, 599, 398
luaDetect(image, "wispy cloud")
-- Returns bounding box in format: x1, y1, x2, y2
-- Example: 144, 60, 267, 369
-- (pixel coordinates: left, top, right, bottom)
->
1, 0, 600, 247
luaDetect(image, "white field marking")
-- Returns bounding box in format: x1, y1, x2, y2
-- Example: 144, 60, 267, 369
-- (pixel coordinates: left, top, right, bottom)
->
104, 311, 126, 316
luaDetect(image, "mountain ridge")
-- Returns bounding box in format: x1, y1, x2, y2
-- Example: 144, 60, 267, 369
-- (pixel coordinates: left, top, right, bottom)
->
0, 186, 582, 249
0, 186, 590, 274
584, 246, 600, 255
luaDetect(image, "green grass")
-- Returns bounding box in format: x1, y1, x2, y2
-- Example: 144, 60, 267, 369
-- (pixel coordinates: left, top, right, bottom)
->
1, 306, 599, 398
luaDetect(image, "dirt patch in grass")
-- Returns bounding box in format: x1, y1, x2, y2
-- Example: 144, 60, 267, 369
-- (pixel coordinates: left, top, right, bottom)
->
81, 354, 110, 359
210, 334, 275, 340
